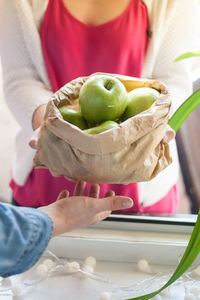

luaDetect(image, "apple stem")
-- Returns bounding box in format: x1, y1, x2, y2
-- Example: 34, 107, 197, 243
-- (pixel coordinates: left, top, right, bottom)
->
104, 80, 113, 90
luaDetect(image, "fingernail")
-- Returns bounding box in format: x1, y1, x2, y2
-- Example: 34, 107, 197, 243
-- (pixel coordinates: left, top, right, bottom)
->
29, 140, 36, 149
123, 199, 133, 208
61, 190, 67, 198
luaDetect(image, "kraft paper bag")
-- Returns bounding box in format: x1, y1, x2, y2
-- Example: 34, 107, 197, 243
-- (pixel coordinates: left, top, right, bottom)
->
33, 73, 172, 184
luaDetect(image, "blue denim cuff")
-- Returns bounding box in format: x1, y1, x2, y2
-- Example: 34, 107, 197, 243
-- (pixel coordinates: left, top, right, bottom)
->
1, 207, 54, 277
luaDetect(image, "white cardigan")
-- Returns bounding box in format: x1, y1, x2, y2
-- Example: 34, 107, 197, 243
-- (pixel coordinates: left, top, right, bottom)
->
0, 0, 199, 206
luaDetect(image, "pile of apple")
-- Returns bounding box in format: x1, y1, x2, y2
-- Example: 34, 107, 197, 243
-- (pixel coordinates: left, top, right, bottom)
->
59, 75, 160, 134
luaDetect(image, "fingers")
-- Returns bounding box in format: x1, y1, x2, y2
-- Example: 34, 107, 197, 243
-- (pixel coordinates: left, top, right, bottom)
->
73, 180, 86, 196
29, 127, 40, 149
29, 139, 37, 149
56, 190, 69, 201
94, 196, 133, 213
104, 190, 115, 197
162, 125, 176, 143
88, 183, 100, 198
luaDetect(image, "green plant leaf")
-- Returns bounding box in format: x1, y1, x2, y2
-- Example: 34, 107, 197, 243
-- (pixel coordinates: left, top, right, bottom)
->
125, 50, 200, 300
175, 51, 200, 62
127, 211, 200, 300
168, 88, 200, 132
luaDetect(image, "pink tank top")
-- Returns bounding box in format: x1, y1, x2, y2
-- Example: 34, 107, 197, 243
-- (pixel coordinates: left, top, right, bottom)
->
10, 0, 179, 213
41, 0, 148, 92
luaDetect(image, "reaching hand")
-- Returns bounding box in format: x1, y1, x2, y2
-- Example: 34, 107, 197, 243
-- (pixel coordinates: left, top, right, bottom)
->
38, 180, 133, 237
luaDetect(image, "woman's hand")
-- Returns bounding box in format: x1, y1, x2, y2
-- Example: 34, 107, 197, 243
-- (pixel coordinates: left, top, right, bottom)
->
29, 127, 40, 149
38, 180, 133, 237
29, 128, 78, 181
162, 125, 176, 143
29, 102, 47, 150
29, 104, 47, 149
32, 104, 47, 130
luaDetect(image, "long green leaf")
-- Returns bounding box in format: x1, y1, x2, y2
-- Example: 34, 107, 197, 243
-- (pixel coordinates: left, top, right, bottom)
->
175, 51, 200, 62
128, 211, 200, 300
168, 89, 200, 132
127, 50, 200, 300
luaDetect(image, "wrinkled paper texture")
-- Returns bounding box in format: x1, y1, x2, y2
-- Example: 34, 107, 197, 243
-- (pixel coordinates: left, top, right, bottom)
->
34, 73, 172, 184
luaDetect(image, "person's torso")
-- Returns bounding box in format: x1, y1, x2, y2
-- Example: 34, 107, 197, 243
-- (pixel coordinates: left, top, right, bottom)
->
41, 0, 148, 92
10, 0, 180, 213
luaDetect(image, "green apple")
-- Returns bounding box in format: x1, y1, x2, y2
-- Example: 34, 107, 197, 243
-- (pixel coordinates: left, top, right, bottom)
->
84, 120, 119, 135
59, 107, 88, 130
79, 75, 128, 123
122, 87, 160, 120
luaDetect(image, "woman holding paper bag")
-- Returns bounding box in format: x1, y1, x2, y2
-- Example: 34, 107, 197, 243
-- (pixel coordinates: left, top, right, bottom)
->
0, 0, 199, 213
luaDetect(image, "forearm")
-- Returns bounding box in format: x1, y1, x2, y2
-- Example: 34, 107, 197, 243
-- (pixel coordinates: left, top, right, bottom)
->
0, 203, 53, 278
0, 0, 53, 133
2, 76, 52, 132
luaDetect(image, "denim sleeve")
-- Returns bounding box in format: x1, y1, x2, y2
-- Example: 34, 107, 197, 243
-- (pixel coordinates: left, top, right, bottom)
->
0, 203, 54, 277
